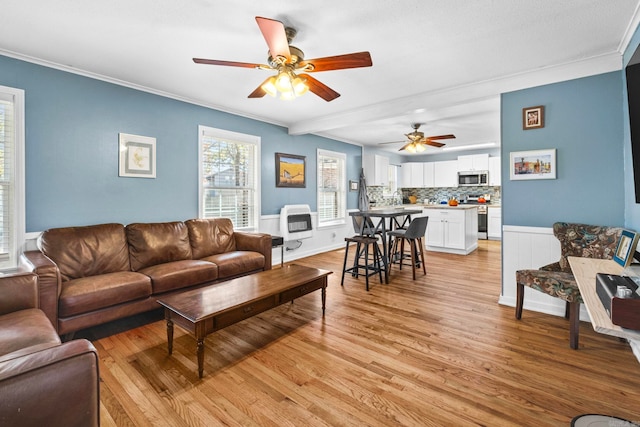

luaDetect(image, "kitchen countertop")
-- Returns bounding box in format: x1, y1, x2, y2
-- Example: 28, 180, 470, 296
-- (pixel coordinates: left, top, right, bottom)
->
421, 204, 478, 210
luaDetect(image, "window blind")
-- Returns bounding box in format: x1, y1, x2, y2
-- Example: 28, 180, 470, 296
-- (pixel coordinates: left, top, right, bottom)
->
0, 96, 14, 259
317, 149, 346, 224
199, 126, 259, 231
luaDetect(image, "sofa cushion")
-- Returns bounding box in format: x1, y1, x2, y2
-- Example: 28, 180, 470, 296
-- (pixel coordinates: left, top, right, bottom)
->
58, 271, 152, 318
39, 223, 131, 281
138, 259, 218, 294
201, 251, 265, 279
186, 218, 236, 259
0, 309, 61, 360
127, 221, 193, 271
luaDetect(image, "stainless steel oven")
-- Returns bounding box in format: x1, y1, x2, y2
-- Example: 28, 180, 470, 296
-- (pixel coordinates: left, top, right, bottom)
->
477, 205, 488, 239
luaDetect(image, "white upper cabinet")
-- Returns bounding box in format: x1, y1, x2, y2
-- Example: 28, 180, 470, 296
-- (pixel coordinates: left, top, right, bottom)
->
433, 160, 459, 187
488, 156, 501, 186
423, 162, 435, 188
401, 162, 424, 187
364, 153, 389, 186
457, 153, 489, 171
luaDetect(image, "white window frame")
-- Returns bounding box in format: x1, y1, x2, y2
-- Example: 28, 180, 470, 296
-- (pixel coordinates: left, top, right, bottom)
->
0, 86, 25, 271
198, 125, 261, 232
317, 148, 347, 228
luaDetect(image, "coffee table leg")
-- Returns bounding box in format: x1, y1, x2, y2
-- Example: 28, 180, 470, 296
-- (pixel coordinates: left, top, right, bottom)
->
322, 281, 327, 316
197, 338, 205, 378
165, 309, 174, 355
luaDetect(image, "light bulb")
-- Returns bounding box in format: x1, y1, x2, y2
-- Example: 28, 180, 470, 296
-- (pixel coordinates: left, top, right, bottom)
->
406, 143, 416, 153
292, 76, 309, 96
416, 143, 426, 152
261, 76, 277, 97
275, 71, 293, 92
280, 91, 296, 101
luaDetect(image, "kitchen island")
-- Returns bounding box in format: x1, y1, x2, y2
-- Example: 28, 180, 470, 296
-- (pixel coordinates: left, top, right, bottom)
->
422, 205, 478, 255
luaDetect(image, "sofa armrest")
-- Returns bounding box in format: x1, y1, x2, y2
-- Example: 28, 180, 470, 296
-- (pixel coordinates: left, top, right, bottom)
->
0, 272, 38, 315
0, 339, 100, 427
234, 232, 273, 270
20, 251, 61, 331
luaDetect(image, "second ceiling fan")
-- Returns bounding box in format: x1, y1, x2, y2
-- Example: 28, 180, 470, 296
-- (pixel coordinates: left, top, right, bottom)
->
193, 16, 373, 101
381, 123, 456, 152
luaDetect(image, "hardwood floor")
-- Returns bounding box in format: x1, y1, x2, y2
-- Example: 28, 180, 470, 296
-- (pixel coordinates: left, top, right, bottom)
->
93, 241, 640, 426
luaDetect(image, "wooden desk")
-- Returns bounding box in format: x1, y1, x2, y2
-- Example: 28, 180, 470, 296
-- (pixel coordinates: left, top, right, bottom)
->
568, 256, 640, 361
350, 208, 423, 283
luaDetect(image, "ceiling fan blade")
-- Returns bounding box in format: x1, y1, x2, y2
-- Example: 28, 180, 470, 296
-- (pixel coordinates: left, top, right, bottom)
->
193, 58, 262, 69
255, 16, 291, 61
378, 141, 405, 145
300, 74, 340, 102
426, 134, 456, 141
423, 140, 446, 148
300, 52, 372, 72
248, 77, 272, 98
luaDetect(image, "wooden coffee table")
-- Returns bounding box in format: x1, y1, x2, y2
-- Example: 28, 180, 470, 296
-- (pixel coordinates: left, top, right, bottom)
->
157, 264, 332, 378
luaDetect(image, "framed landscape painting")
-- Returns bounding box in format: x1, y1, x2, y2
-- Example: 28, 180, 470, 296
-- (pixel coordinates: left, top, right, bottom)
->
509, 149, 556, 180
275, 153, 306, 188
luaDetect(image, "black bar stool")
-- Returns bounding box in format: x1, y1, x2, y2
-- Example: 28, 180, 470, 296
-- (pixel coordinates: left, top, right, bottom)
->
388, 216, 429, 280
340, 235, 384, 291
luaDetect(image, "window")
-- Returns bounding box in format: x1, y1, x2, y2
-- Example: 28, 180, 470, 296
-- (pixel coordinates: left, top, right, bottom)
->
317, 149, 346, 227
0, 86, 24, 270
198, 126, 260, 231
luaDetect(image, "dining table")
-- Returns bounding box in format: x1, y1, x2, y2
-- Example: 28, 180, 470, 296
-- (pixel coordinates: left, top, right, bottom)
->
349, 208, 424, 283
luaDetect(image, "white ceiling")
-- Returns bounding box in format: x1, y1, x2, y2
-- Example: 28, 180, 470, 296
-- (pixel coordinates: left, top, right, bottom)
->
1, 0, 639, 154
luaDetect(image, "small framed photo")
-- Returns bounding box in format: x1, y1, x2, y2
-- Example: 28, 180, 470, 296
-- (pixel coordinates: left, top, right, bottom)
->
349, 180, 359, 192
119, 133, 156, 178
275, 152, 306, 188
523, 105, 545, 130
509, 149, 556, 180
613, 229, 640, 268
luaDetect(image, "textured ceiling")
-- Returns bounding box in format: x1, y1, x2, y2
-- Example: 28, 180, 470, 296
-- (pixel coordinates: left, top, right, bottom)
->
1, 0, 639, 154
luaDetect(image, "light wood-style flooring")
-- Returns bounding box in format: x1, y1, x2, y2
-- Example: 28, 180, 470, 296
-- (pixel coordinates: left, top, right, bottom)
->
91, 241, 640, 426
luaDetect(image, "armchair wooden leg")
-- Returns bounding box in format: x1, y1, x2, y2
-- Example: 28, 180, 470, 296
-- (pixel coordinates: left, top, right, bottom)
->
515, 283, 524, 320
569, 301, 580, 350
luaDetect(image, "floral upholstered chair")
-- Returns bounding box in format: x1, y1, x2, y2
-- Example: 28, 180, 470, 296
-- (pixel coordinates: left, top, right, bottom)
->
515, 222, 623, 349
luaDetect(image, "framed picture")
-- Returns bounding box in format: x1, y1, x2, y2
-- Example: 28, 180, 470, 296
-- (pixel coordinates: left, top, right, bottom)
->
349, 180, 359, 192
613, 229, 640, 268
275, 152, 306, 188
119, 133, 156, 178
509, 149, 556, 180
523, 105, 545, 130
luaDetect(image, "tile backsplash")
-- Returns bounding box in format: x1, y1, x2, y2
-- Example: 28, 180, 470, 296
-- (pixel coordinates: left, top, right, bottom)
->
367, 186, 501, 207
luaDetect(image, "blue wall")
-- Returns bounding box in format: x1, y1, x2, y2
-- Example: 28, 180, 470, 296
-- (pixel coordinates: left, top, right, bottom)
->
501, 71, 625, 228
0, 55, 362, 231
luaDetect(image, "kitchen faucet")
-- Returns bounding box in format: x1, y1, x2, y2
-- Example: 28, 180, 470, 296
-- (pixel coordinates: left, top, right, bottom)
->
391, 190, 403, 206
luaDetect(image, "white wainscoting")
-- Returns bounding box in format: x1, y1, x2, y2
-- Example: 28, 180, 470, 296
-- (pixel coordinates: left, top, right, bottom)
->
499, 225, 590, 321
261, 210, 355, 266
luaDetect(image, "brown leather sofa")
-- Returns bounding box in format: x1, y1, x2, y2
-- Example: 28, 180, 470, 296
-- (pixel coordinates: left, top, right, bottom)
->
0, 272, 100, 426
20, 218, 272, 336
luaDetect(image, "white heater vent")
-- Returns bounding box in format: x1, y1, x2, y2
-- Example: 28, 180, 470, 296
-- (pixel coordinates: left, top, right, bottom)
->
280, 204, 313, 241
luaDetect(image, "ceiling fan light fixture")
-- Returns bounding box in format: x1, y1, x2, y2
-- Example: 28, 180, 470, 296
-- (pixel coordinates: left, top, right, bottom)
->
292, 76, 309, 96
405, 143, 416, 153
415, 143, 426, 152
261, 76, 278, 97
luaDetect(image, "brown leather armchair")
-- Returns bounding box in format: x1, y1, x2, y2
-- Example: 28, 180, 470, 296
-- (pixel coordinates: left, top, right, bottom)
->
0, 272, 100, 427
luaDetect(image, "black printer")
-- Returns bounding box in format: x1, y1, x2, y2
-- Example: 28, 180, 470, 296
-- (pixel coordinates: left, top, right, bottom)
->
596, 273, 640, 330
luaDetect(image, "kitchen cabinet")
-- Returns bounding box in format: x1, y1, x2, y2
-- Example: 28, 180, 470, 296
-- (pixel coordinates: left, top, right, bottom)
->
424, 206, 478, 255
423, 162, 435, 187
401, 162, 424, 187
433, 160, 458, 188
458, 153, 489, 172
364, 154, 389, 186
487, 205, 501, 240
488, 156, 501, 186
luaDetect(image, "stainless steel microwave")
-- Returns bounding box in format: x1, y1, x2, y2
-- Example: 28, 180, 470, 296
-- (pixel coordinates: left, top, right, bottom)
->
458, 171, 489, 186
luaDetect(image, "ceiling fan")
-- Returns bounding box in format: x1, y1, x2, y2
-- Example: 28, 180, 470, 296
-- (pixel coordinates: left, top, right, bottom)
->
380, 123, 455, 152
193, 16, 373, 101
